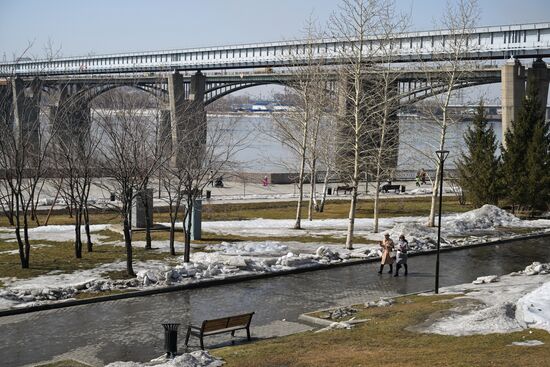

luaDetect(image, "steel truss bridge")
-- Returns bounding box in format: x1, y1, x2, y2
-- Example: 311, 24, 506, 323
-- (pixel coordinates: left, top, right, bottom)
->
0, 22, 549, 76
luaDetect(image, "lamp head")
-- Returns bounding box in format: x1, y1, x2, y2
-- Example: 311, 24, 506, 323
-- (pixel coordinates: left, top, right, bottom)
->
435, 150, 450, 161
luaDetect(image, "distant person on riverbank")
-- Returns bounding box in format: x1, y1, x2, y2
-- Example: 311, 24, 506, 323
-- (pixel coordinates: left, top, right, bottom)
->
415, 172, 421, 187
378, 233, 395, 274
208, 170, 214, 187
394, 234, 409, 277
420, 168, 427, 185
262, 175, 269, 187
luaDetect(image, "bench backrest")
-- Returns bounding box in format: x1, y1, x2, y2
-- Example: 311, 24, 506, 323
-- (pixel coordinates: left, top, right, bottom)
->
201, 312, 254, 333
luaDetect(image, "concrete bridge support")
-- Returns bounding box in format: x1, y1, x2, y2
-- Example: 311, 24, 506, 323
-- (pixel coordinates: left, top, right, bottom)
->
49, 85, 91, 146
11, 77, 42, 158
527, 58, 549, 114
167, 71, 207, 167
501, 58, 549, 146
336, 76, 400, 180
501, 58, 525, 145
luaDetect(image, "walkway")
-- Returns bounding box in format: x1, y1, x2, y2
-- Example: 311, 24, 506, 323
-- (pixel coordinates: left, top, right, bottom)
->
2, 237, 549, 366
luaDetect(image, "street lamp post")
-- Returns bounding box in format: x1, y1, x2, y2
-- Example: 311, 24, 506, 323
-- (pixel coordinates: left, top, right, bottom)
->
434, 150, 449, 294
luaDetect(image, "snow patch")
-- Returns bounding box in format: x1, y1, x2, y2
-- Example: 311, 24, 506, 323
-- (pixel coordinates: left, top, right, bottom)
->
105, 350, 223, 367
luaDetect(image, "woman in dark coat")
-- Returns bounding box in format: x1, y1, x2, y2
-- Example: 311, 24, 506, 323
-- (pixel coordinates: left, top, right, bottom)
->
394, 234, 409, 276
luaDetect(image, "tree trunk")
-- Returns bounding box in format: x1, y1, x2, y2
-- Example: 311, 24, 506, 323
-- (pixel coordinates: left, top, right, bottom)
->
428, 107, 448, 227
84, 205, 93, 252
294, 145, 307, 230
318, 168, 331, 213
169, 218, 176, 256
308, 159, 317, 220
183, 201, 193, 263
345, 185, 358, 250
123, 214, 135, 276
74, 208, 82, 258
44, 180, 62, 226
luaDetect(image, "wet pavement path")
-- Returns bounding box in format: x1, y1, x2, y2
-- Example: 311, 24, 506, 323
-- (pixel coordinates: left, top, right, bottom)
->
1, 237, 549, 366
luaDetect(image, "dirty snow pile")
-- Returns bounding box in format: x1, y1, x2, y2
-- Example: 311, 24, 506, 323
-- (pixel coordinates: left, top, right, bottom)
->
205, 241, 288, 256
416, 262, 550, 336
202, 205, 550, 246
0, 261, 140, 308
442, 204, 522, 233
105, 350, 223, 367
138, 245, 344, 288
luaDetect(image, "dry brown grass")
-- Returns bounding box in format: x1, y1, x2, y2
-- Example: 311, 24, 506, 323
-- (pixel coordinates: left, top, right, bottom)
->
214, 295, 550, 367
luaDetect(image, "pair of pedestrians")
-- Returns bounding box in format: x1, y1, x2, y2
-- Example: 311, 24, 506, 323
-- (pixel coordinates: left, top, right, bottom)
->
378, 233, 409, 276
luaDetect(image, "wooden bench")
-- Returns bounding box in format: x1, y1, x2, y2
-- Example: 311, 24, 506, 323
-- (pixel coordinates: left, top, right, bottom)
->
336, 185, 353, 195
184, 312, 254, 350
380, 183, 405, 193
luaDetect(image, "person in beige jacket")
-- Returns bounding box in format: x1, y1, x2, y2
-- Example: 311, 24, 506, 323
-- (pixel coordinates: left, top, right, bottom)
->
378, 233, 395, 274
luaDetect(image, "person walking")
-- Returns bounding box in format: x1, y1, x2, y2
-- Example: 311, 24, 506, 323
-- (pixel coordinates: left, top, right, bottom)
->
394, 234, 409, 277
378, 233, 395, 274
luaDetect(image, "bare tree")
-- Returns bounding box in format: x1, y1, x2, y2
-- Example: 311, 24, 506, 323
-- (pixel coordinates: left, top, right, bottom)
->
50, 90, 101, 257
94, 89, 165, 276
270, 18, 333, 229
163, 112, 247, 262
417, 0, 479, 226
0, 77, 57, 268
316, 114, 339, 213
330, 0, 382, 249
364, 2, 409, 233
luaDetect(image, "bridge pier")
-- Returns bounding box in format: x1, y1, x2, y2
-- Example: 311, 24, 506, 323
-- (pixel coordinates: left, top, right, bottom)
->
50, 85, 91, 145
527, 58, 549, 114
501, 58, 549, 146
167, 71, 206, 167
336, 77, 400, 179
501, 58, 525, 145
11, 77, 42, 157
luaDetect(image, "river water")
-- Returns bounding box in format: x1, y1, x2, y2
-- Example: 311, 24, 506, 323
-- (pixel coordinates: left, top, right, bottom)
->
209, 114, 503, 173
1, 236, 548, 366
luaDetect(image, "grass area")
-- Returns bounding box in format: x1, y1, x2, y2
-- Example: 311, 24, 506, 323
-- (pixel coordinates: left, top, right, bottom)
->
214, 295, 550, 367
0, 239, 172, 281
201, 196, 473, 221
0, 196, 473, 229
34, 360, 92, 367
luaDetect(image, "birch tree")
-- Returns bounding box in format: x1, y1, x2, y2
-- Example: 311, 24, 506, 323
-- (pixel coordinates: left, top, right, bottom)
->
269, 19, 331, 229
330, 0, 381, 249
418, 0, 480, 226
364, 2, 408, 233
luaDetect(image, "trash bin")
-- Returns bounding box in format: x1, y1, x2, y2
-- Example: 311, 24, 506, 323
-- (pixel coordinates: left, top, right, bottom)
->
110, 193, 116, 201
401, 185, 406, 193
206, 190, 211, 199
327, 187, 332, 195
162, 323, 180, 358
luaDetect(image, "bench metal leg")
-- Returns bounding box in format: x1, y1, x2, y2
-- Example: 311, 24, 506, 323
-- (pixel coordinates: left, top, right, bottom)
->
184, 326, 191, 347
246, 327, 251, 341
231, 330, 235, 337
200, 336, 204, 350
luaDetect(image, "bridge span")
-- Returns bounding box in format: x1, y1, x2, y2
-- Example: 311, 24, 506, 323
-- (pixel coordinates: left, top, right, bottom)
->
0, 22, 549, 76
0, 22, 549, 168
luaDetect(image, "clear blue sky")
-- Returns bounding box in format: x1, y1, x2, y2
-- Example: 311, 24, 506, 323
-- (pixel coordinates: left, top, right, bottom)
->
0, 0, 549, 60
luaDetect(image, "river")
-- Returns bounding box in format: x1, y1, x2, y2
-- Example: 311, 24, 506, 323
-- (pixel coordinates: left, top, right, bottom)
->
208, 114, 503, 173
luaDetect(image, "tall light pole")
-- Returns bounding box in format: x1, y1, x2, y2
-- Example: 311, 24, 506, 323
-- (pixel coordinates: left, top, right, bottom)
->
434, 150, 449, 294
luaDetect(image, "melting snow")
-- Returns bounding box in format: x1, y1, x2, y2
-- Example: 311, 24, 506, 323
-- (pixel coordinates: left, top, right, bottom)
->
419, 262, 550, 336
